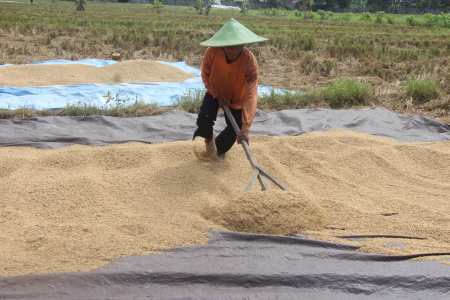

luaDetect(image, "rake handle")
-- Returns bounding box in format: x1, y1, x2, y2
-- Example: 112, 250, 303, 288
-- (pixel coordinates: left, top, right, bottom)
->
223, 104, 291, 192
223, 105, 271, 190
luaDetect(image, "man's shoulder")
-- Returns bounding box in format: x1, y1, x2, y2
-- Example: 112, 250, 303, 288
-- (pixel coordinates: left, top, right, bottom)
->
242, 48, 258, 67
205, 47, 221, 55
242, 48, 255, 56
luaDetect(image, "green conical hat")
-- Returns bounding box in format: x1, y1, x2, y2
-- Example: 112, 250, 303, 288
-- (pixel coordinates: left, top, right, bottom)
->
200, 18, 268, 47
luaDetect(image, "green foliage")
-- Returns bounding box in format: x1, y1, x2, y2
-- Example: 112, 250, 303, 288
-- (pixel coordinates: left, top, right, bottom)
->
385, 14, 395, 24
58, 91, 152, 117
319, 79, 372, 108
349, 0, 366, 11
63, 101, 103, 117
172, 88, 206, 113
316, 10, 334, 20
405, 15, 417, 26
375, 11, 385, 23
261, 8, 281, 16
74, 0, 86, 11
259, 80, 372, 110
441, 13, 450, 27
360, 12, 371, 21
298, 0, 314, 19
153, 0, 163, 8
422, 13, 450, 27
194, 0, 214, 16
258, 90, 312, 110
405, 78, 440, 104
103, 91, 143, 110
317, 10, 326, 20
237, 1, 249, 15
152, 0, 163, 14
424, 13, 440, 26
342, 12, 353, 21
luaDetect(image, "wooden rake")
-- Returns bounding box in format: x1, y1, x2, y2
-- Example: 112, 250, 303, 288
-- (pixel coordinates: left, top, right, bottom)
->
224, 104, 291, 192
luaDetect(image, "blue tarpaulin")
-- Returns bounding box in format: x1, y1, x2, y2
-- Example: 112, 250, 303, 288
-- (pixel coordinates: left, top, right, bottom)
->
0, 59, 291, 110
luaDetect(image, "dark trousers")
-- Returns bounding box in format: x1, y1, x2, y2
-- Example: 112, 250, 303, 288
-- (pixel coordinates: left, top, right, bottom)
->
193, 93, 242, 154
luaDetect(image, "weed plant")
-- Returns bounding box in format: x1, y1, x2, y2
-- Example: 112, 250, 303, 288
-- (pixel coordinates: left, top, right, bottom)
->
172, 88, 206, 113
319, 79, 372, 108
257, 90, 311, 111
405, 78, 441, 104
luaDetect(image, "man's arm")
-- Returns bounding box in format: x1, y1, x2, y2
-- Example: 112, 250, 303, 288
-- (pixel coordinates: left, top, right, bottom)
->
241, 54, 259, 131
201, 47, 219, 99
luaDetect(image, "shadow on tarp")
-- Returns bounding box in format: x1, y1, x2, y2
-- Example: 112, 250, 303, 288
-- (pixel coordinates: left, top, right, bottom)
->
0, 59, 293, 110
0, 108, 449, 149
0, 231, 449, 299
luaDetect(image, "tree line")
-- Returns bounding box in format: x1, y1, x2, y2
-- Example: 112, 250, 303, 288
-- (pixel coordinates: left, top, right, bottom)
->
270, 0, 450, 13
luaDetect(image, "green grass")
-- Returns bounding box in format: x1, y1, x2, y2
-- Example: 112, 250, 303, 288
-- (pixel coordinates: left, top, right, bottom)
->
172, 88, 206, 114
405, 78, 441, 104
259, 79, 372, 110
319, 79, 372, 108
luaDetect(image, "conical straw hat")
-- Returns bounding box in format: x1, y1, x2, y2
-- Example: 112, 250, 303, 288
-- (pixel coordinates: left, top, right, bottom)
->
200, 18, 268, 47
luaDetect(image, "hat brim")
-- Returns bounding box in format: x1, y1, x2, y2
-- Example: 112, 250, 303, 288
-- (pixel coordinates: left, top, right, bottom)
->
200, 18, 269, 47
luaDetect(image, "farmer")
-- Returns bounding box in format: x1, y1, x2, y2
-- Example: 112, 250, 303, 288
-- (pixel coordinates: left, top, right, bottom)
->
192, 18, 268, 160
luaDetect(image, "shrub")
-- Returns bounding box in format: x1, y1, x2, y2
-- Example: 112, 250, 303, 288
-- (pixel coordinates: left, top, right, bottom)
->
317, 10, 326, 20
294, 10, 302, 18
320, 79, 372, 108
343, 12, 353, 21
258, 89, 311, 110
424, 13, 440, 26
405, 15, 417, 26
360, 12, 371, 21
152, 0, 163, 14
237, 1, 249, 15
74, 0, 86, 11
386, 14, 395, 25
194, 0, 214, 16
173, 88, 205, 113
375, 11, 386, 23
405, 78, 440, 104
441, 13, 450, 27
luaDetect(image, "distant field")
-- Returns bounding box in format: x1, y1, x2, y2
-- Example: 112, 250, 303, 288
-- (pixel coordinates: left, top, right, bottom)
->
1, 0, 449, 123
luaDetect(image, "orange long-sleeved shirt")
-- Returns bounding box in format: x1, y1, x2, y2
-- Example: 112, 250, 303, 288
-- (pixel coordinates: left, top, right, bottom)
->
201, 47, 259, 131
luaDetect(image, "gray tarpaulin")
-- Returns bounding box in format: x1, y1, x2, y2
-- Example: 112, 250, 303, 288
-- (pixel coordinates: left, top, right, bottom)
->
1, 108, 449, 299
1, 107, 450, 148
1, 231, 449, 299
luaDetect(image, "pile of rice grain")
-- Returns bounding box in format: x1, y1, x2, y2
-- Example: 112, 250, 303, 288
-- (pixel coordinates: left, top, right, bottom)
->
0, 60, 195, 87
203, 190, 326, 235
1, 131, 450, 277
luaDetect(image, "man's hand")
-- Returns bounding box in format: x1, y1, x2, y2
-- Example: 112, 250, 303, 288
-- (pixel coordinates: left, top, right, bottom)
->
237, 129, 249, 144
216, 96, 225, 109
